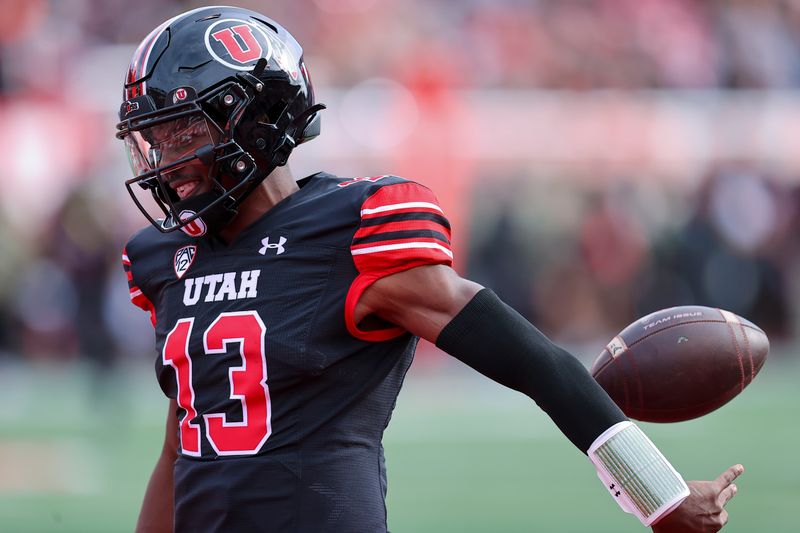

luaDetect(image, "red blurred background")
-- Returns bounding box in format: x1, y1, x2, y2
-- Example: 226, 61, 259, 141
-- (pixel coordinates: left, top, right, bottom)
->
0, 0, 798, 367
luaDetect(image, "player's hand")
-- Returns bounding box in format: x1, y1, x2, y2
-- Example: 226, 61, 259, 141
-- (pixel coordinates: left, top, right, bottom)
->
651, 464, 743, 532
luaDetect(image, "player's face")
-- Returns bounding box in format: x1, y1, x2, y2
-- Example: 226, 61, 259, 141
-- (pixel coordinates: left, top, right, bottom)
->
124, 114, 218, 200
165, 159, 211, 200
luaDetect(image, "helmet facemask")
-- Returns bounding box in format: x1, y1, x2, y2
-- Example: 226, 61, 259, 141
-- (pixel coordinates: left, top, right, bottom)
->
119, 81, 267, 237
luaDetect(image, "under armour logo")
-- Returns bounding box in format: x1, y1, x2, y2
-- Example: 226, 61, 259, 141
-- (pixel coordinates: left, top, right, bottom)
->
259, 236, 287, 255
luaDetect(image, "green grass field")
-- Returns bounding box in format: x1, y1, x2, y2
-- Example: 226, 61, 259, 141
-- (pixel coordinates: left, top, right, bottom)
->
0, 354, 797, 532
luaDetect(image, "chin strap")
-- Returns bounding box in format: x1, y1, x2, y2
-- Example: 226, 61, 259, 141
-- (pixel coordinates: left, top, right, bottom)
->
163, 190, 237, 237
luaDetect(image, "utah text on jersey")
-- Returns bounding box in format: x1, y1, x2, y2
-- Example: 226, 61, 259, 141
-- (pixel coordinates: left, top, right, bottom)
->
183, 270, 260, 306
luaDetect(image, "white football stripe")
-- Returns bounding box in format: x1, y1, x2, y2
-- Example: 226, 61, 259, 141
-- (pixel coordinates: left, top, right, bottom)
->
351, 242, 453, 258
360, 202, 443, 216
606, 335, 628, 359
718, 309, 741, 324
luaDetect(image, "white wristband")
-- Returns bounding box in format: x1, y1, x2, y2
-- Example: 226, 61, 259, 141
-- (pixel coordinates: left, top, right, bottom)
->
588, 421, 689, 526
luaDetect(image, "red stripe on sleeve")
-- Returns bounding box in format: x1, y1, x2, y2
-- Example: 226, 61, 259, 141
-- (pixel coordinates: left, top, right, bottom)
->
131, 291, 157, 327
344, 181, 453, 342
352, 219, 451, 242
360, 203, 443, 220
122, 247, 157, 327
351, 238, 453, 268
359, 182, 443, 214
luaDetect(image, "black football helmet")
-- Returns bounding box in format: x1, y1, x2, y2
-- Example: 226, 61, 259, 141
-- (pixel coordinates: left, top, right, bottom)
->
116, 6, 324, 237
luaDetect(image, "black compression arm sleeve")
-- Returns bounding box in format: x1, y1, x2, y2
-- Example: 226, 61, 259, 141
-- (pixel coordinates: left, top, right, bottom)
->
435, 288, 627, 454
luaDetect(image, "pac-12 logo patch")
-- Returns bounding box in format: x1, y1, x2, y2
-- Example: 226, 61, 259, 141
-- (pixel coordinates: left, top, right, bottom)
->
178, 210, 207, 238
205, 19, 273, 71
174, 245, 197, 279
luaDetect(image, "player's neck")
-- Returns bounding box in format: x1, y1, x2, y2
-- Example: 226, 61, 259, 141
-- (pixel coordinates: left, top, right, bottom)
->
218, 166, 299, 243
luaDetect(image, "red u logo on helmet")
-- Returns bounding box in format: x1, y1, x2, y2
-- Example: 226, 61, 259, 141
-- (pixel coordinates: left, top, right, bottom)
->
211, 24, 263, 64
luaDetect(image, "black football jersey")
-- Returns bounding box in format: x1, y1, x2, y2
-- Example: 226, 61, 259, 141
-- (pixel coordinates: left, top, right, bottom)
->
122, 172, 453, 532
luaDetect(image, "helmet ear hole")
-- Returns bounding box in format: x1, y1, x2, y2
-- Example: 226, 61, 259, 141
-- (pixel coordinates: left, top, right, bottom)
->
263, 101, 288, 125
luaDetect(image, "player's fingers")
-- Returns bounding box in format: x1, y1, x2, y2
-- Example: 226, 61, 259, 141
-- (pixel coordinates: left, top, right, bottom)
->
713, 464, 744, 490
717, 483, 738, 506
718, 509, 729, 530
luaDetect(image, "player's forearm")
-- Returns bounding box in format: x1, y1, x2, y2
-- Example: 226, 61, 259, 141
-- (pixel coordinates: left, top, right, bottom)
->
437, 289, 694, 526
136, 451, 175, 533
435, 288, 626, 453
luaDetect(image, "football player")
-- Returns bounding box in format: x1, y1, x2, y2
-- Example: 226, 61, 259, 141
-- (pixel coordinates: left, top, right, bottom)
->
118, 6, 742, 532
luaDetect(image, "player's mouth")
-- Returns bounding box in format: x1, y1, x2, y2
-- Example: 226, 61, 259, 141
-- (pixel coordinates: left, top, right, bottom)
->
170, 178, 205, 200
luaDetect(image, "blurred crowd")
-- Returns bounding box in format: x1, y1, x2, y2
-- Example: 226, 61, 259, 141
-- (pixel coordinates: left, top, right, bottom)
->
6, 0, 800, 90
310, 0, 800, 90
466, 168, 800, 349
1, 0, 800, 368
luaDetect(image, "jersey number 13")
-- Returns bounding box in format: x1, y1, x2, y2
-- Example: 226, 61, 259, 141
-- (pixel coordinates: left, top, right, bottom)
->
163, 311, 271, 457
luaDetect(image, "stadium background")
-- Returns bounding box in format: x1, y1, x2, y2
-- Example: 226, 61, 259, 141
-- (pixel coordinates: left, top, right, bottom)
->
0, 0, 798, 531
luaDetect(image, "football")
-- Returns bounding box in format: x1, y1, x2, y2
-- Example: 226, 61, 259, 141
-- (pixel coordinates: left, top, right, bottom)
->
590, 306, 769, 423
